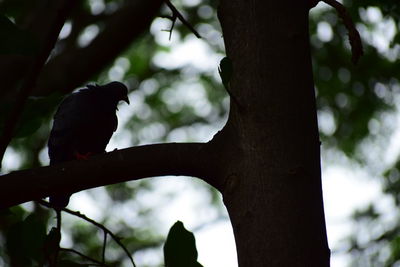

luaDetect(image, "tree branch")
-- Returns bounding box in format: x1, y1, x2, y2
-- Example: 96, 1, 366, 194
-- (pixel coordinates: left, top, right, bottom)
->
0, 0, 77, 169
322, 0, 364, 64
60, 248, 108, 266
0, 1, 76, 100
164, 0, 202, 39
39, 200, 136, 267
0, 142, 218, 209
33, 0, 164, 96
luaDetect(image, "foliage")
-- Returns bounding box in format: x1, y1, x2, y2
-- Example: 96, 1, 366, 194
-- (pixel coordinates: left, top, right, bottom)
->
311, 1, 400, 266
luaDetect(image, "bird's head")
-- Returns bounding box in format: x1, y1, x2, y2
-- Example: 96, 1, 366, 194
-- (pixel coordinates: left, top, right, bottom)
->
103, 81, 130, 105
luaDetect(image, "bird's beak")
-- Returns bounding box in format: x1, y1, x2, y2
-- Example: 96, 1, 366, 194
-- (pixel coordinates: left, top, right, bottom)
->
123, 96, 130, 105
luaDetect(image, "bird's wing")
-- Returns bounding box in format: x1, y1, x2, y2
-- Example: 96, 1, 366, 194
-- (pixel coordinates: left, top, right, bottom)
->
50, 93, 88, 137
48, 91, 93, 162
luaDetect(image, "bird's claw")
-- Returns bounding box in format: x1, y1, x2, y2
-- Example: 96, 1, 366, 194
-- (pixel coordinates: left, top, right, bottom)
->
75, 152, 92, 160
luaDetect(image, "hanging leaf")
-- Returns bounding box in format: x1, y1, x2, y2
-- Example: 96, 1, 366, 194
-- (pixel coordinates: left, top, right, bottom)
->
163, 221, 203, 267
218, 56, 233, 90
44, 227, 61, 263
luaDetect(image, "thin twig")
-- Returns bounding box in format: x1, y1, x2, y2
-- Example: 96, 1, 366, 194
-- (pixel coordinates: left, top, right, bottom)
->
0, 0, 77, 170
38, 200, 137, 267
60, 248, 108, 266
168, 14, 177, 40
164, 0, 201, 38
160, 14, 177, 40
322, 0, 364, 64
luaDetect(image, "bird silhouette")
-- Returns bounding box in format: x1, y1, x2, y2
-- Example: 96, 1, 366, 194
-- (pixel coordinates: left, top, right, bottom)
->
48, 81, 129, 208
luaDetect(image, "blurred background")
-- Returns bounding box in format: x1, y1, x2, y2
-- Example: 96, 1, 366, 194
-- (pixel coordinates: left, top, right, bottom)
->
1, 0, 400, 266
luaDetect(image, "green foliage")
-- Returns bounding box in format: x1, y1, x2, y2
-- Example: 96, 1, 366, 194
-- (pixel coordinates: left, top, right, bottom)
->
312, 5, 396, 156
351, 204, 380, 222
164, 221, 203, 267
5, 213, 47, 266
0, 93, 64, 146
309, 2, 400, 265
16, 93, 64, 138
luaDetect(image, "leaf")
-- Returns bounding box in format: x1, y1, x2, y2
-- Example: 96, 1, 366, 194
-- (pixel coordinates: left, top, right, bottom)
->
0, 14, 39, 55
44, 227, 61, 261
2, 205, 26, 223
218, 56, 233, 90
22, 214, 47, 262
6, 213, 47, 265
163, 221, 203, 267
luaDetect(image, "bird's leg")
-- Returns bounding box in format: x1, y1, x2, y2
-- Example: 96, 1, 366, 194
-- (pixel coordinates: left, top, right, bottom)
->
74, 151, 93, 160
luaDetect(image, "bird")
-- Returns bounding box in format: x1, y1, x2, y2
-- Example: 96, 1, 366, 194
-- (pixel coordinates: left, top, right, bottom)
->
48, 81, 129, 208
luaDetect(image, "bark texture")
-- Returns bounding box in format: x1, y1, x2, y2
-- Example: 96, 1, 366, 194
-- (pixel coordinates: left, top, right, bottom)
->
217, 0, 330, 266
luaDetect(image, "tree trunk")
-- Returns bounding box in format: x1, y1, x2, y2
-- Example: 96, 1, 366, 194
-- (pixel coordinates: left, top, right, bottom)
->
217, 0, 330, 266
